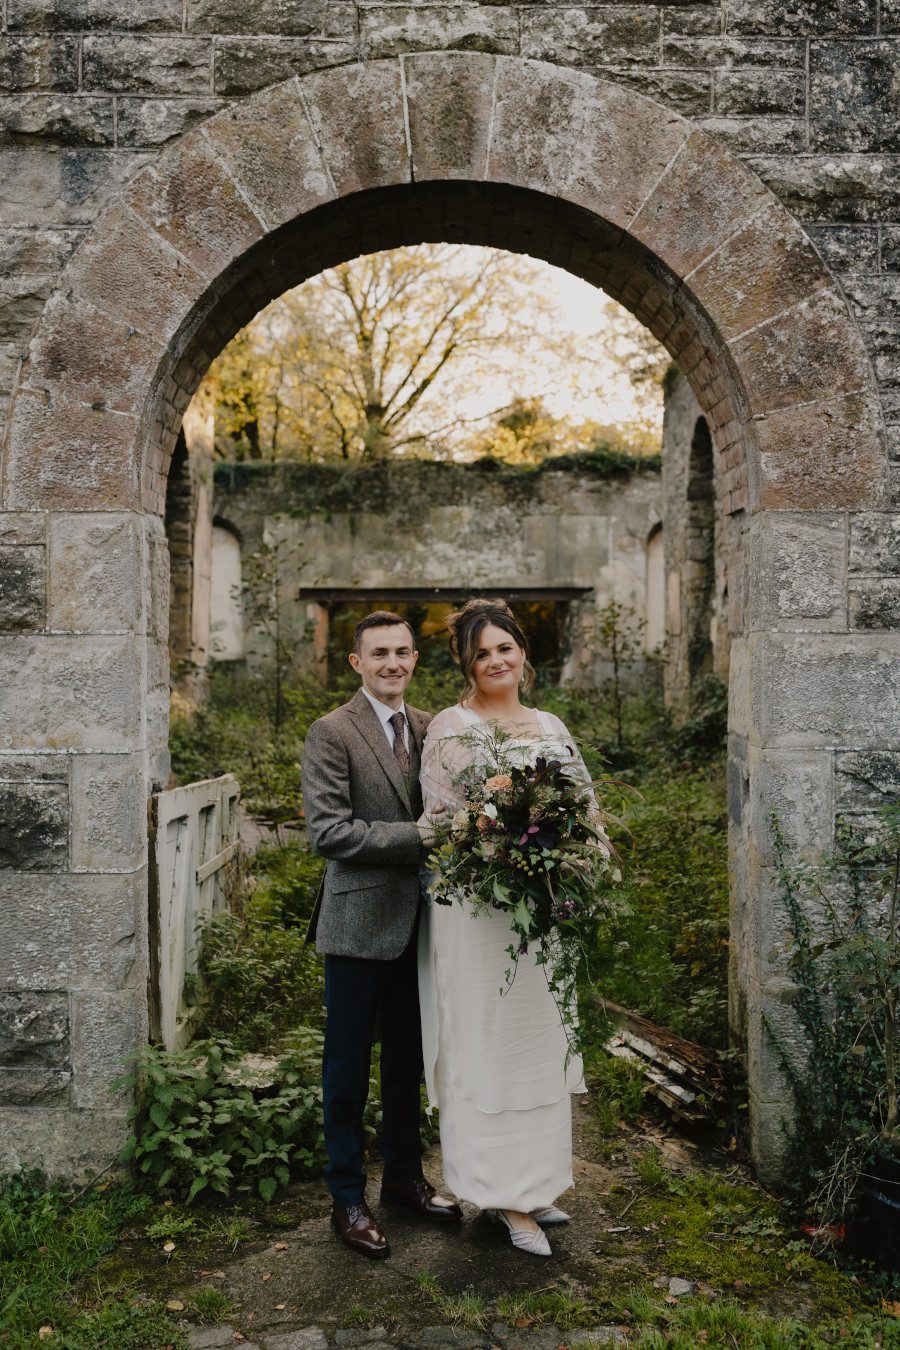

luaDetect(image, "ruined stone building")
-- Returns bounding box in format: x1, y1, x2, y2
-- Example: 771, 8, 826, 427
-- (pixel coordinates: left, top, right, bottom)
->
0, 3, 898, 1186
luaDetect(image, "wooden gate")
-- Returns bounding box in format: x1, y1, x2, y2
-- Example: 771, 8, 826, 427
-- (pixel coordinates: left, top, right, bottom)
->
148, 774, 241, 1051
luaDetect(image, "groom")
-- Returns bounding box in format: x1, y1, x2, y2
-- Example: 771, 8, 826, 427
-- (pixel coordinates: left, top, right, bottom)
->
302, 611, 462, 1258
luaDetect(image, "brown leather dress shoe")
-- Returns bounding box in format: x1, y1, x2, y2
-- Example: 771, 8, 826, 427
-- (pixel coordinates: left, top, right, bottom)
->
380, 1177, 463, 1223
331, 1200, 390, 1258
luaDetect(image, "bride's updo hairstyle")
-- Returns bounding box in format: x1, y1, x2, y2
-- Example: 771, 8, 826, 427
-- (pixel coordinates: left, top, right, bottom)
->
446, 597, 536, 703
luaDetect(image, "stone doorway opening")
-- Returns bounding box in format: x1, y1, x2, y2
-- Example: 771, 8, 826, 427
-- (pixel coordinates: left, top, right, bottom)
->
3, 56, 890, 1182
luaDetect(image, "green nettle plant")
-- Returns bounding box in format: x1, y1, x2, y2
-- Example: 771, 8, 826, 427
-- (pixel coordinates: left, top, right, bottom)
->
116, 1036, 328, 1204
768, 802, 900, 1227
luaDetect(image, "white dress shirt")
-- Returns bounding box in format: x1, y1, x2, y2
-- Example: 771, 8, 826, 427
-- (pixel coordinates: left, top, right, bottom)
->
361, 686, 410, 752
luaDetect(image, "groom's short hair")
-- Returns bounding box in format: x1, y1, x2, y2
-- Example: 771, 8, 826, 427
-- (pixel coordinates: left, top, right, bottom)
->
353, 610, 416, 654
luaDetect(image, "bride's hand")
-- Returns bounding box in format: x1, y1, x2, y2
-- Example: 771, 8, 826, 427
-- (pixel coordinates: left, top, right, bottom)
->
417, 805, 445, 847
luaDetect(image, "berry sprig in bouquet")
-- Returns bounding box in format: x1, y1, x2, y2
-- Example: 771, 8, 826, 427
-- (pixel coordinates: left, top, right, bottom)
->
426, 725, 626, 1049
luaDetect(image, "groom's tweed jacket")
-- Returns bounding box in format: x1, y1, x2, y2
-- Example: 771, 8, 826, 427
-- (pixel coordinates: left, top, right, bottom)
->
301, 687, 431, 960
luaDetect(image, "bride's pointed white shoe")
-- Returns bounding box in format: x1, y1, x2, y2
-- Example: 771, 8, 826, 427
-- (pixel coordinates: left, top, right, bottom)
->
531, 1205, 570, 1225
492, 1209, 552, 1256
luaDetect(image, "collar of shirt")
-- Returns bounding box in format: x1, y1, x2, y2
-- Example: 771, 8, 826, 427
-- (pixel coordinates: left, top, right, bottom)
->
361, 686, 409, 749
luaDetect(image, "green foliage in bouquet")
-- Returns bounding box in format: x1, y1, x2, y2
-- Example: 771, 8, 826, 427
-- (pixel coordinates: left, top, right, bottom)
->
426, 724, 628, 1050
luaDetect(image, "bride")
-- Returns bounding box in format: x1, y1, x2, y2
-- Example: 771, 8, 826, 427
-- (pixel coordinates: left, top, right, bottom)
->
417, 597, 603, 1257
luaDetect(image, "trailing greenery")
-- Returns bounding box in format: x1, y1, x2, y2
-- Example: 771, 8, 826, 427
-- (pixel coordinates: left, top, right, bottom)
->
0, 1172, 185, 1349
768, 803, 900, 1227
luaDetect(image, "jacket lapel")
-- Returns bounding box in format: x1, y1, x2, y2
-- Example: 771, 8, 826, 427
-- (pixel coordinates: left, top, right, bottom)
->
347, 688, 412, 813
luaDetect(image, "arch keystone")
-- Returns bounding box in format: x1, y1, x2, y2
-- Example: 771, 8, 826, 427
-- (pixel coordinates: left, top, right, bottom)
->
404, 50, 495, 181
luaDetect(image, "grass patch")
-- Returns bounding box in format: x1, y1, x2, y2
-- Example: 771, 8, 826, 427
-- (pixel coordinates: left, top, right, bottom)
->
0, 1173, 186, 1350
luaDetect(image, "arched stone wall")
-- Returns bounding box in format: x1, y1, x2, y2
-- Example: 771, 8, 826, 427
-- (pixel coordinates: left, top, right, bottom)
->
0, 55, 894, 1182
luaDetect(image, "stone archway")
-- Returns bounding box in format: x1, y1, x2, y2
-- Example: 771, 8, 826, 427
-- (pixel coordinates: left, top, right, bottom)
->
1, 54, 892, 1181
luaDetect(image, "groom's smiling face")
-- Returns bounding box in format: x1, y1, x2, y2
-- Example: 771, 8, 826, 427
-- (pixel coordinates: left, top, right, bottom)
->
348, 624, 418, 707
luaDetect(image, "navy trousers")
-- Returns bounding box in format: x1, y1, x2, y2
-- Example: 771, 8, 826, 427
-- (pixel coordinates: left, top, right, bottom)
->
322, 923, 425, 1206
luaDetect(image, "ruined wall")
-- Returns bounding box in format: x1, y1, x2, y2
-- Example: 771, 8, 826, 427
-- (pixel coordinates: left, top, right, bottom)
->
211, 456, 663, 687
662, 368, 735, 714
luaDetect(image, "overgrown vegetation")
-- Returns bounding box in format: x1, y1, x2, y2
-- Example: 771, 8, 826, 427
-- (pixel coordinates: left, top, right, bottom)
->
0, 1172, 186, 1349
769, 803, 900, 1234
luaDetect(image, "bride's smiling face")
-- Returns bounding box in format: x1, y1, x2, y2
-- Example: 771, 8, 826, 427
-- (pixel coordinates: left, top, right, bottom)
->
471, 623, 526, 698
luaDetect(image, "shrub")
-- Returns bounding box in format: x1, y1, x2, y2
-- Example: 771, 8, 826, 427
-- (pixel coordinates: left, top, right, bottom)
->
118, 1036, 327, 1204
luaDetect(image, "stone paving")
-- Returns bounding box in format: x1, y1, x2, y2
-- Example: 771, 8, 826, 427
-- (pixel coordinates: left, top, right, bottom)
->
169, 1101, 717, 1350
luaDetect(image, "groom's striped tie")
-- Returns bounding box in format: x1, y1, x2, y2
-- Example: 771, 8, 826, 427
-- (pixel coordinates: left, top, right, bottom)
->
389, 710, 410, 777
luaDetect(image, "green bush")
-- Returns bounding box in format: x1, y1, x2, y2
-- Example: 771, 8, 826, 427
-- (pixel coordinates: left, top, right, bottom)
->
118, 1036, 327, 1204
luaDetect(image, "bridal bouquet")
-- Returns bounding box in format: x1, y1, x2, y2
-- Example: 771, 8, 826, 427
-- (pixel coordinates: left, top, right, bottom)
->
426, 726, 625, 1046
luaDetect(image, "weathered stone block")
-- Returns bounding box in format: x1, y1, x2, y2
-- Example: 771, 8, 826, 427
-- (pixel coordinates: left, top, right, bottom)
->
662, 7, 721, 39
728, 0, 875, 35
849, 577, 900, 630
126, 132, 264, 280
0, 274, 54, 342
0, 991, 68, 1066
187, 0, 354, 35
301, 61, 410, 197
695, 115, 804, 154
71, 989, 141, 1109
520, 6, 659, 66
405, 51, 495, 181
0, 227, 80, 278
202, 79, 332, 233
807, 223, 879, 273
0, 95, 114, 148
9, 0, 181, 30
836, 750, 900, 811
688, 201, 827, 342
24, 291, 167, 417
116, 96, 223, 148
71, 753, 144, 872
747, 511, 846, 630
212, 36, 356, 96
748, 746, 834, 867
363, 4, 517, 57
749, 631, 900, 748
811, 40, 900, 152
728, 637, 750, 739
715, 68, 805, 116
0, 780, 68, 870
47, 513, 140, 634
749, 153, 900, 224
754, 392, 886, 511
59, 203, 204, 344
661, 35, 805, 68
0, 544, 45, 632
0, 146, 147, 228
82, 36, 213, 95
0, 1066, 70, 1105
630, 128, 771, 277
606, 67, 712, 117
848, 511, 900, 574
0, 36, 78, 92
881, 224, 900, 271
733, 288, 874, 416
0, 870, 141, 990
0, 634, 140, 752
0, 1105, 130, 1178
5, 387, 140, 512
0, 753, 67, 781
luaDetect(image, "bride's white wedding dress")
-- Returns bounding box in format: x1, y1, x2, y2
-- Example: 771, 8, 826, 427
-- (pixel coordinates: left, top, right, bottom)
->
418, 704, 590, 1212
